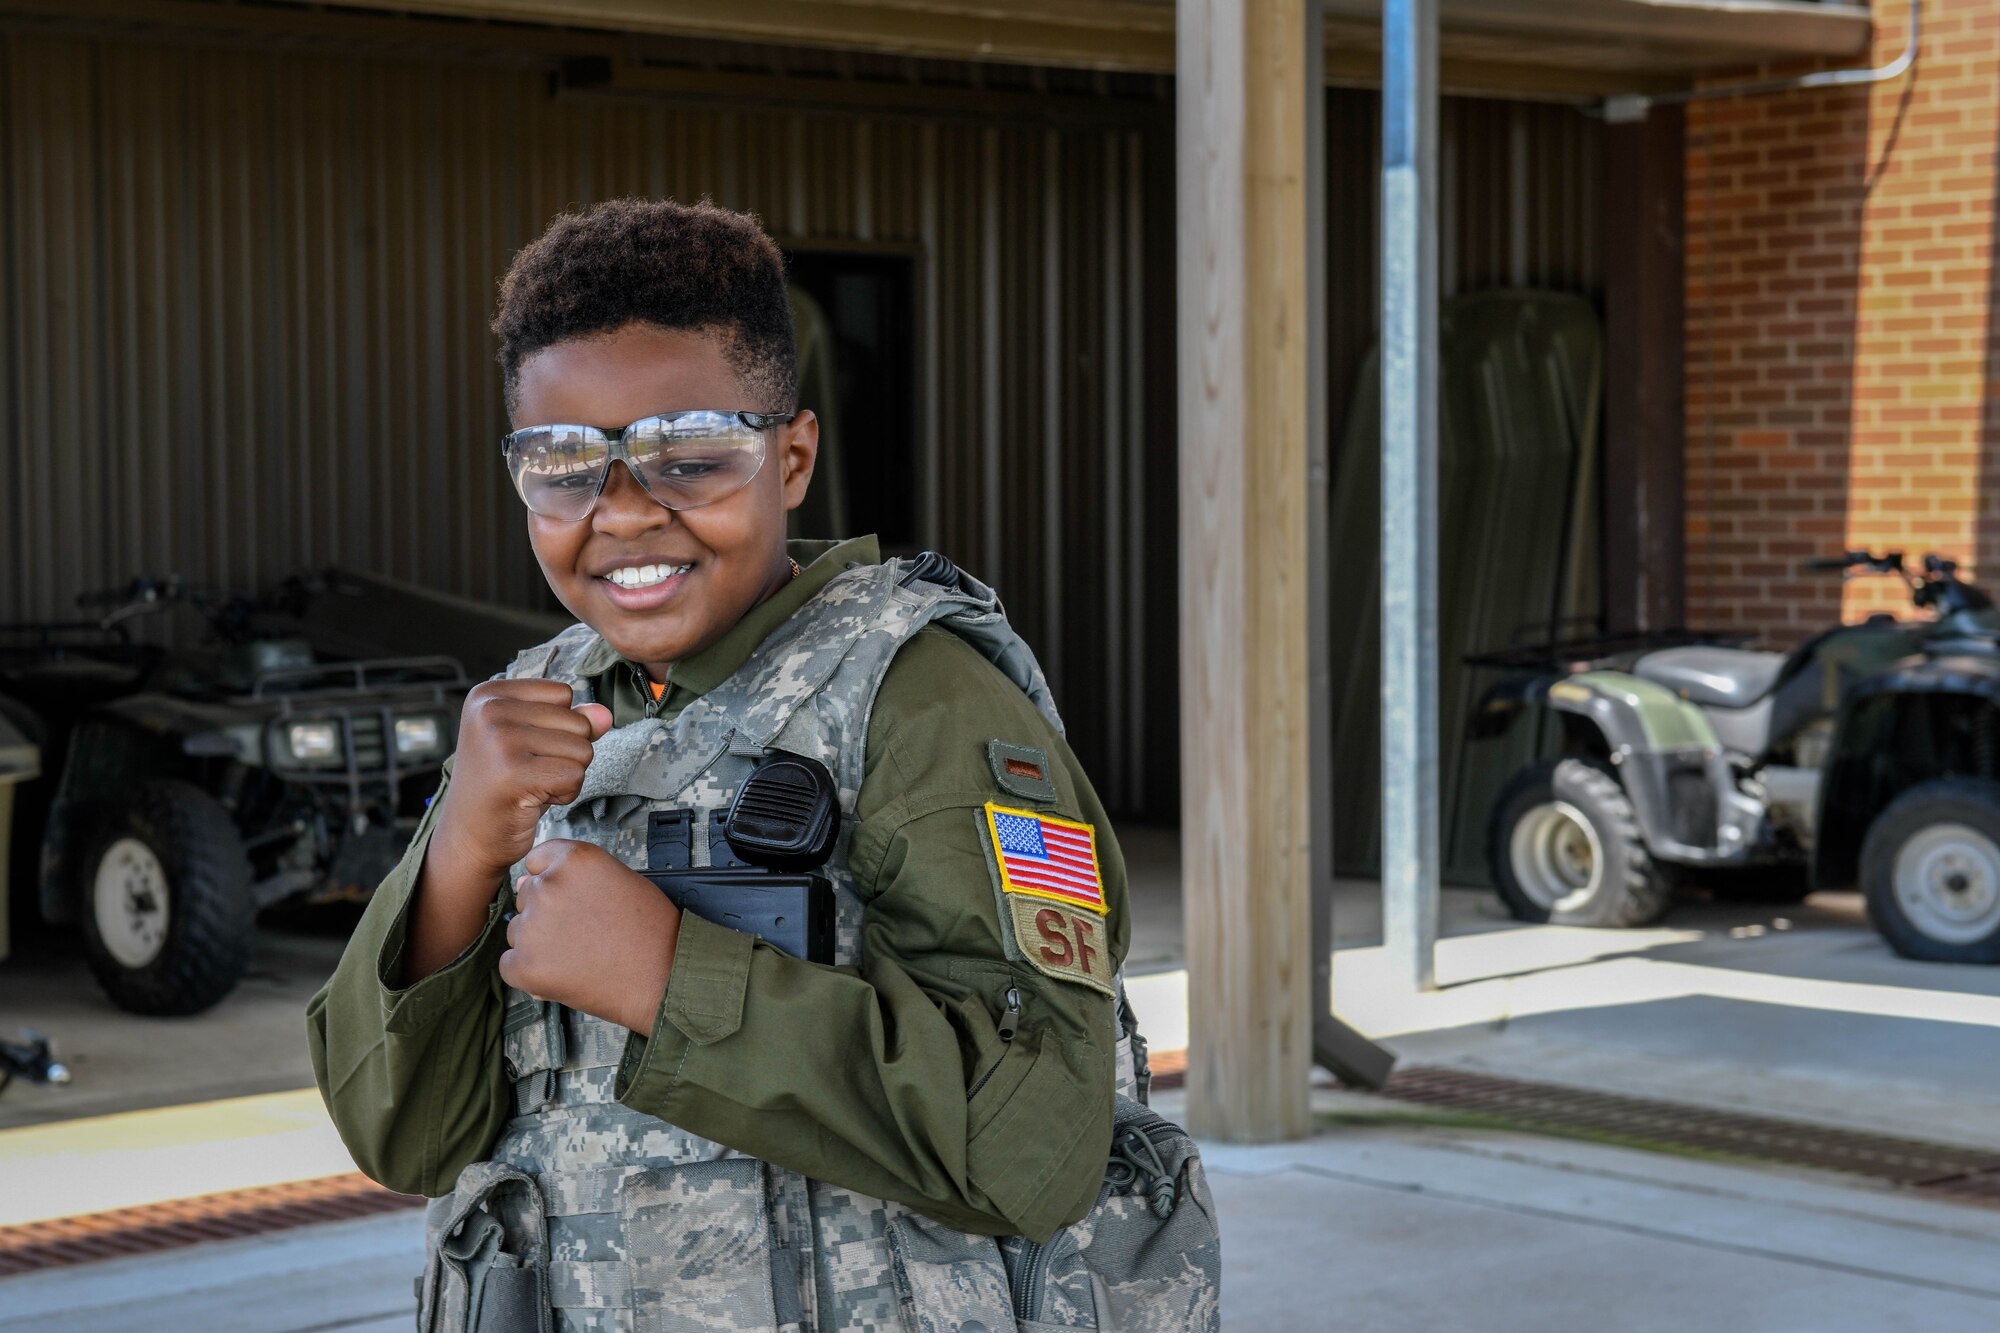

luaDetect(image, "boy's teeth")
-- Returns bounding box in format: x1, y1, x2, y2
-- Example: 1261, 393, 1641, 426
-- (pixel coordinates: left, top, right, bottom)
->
609, 563, 689, 588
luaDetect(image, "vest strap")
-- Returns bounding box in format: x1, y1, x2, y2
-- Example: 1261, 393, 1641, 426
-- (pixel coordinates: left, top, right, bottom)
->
540, 1165, 646, 1217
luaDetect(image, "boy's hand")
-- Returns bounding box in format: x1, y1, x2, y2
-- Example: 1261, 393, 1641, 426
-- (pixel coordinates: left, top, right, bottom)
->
432, 680, 615, 882
502, 839, 680, 1033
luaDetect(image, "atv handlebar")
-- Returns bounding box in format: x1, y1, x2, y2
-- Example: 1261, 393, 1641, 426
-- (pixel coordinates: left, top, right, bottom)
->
72, 573, 339, 642
1805, 549, 1905, 574
1806, 549, 1994, 619
75, 576, 169, 610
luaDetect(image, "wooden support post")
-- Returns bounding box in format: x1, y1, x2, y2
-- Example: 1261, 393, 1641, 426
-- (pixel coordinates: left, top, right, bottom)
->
1176, 0, 1315, 1142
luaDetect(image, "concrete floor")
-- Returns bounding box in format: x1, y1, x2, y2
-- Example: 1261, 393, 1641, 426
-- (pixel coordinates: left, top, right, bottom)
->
8, 824, 2000, 1145
1119, 825, 2000, 1152
0, 910, 345, 1130
7, 824, 2000, 1152
9, 1104, 2000, 1333
8, 829, 2000, 1329
1200, 1111, 2000, 1333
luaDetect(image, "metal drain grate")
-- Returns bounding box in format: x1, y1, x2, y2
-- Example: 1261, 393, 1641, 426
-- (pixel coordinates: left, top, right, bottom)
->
0, 1172, 424, 1277
1154, 1054, 2000, 1210
1917, 1170, 2000, 1205
1369, 1066, 2000, 1200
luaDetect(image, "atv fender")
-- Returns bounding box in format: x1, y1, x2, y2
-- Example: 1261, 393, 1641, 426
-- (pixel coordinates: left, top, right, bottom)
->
37, 700, 227, 926
1539, 672, 1759, 865
1815, 653, 2000, 891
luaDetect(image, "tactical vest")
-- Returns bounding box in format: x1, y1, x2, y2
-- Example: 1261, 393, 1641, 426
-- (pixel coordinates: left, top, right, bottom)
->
418, 557, 1221, 1333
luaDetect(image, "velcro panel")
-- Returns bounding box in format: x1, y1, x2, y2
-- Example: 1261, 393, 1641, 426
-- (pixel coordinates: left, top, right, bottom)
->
548, 1259, 634, 1310
561, 1012, 633, 1072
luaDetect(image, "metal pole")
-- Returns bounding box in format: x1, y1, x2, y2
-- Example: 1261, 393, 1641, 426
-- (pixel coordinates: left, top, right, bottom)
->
1381, 0, 1440, 994
1310, 0, 1397, 1088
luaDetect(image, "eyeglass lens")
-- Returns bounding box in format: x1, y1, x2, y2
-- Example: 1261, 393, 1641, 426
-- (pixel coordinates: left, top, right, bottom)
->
506, 412, 769, 520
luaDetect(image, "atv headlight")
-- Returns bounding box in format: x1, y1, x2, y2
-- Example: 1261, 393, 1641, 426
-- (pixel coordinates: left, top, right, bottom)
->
285, 721, 341, 763
393, 715, 444, 758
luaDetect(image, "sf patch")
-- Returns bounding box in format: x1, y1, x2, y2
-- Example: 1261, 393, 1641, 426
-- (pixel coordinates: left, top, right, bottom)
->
1005, 897, 1115, 996
983, 802, 1114, 995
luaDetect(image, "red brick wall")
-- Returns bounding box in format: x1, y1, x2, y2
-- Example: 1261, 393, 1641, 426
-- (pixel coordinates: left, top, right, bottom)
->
1684, 1, 1998, 639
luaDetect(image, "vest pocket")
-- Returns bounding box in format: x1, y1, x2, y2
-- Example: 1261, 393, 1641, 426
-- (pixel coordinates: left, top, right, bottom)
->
421, 1162, 553, 1333
620, 1158, 779, 1333
1077, 1100, 1221, 1333
885, 1209, 1020, 1333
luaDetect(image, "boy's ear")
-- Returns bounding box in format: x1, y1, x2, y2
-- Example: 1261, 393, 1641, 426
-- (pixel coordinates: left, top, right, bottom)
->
778, 410, 820, 512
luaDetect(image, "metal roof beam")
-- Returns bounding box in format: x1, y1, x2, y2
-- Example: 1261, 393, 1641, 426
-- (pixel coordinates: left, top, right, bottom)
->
176, 0, 1873, 83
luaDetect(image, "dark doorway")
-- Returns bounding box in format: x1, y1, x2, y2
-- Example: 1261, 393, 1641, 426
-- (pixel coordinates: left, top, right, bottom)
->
783, 249, 920, 552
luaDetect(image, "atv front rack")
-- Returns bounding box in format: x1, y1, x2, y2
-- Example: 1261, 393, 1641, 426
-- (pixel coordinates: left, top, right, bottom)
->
0, 619, 138, 654
250, 655, 466, 698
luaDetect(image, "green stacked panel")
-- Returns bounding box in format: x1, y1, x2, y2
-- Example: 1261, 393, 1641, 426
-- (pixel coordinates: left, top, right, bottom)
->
1329, 291, 1602, 883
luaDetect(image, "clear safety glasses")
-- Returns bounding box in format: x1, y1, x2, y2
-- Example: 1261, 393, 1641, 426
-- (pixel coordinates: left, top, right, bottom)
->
500, 409, 795, 522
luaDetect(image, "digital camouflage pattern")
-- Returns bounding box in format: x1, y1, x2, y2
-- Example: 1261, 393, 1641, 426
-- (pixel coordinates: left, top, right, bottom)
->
418, 558, 1218, 1333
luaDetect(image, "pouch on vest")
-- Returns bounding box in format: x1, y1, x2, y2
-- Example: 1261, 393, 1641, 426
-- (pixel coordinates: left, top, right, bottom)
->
886, 1096, 1219, 1333
1004, 1097, 1220, 1333
886, 1209, 1020, 1333
420, 1162, 553, 1333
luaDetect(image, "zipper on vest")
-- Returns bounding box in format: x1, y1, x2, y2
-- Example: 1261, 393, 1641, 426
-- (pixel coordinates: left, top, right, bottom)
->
1010, 1236, 1050, 1323
965, 991, 1021, 1102
1013, 1095, 1185, 1323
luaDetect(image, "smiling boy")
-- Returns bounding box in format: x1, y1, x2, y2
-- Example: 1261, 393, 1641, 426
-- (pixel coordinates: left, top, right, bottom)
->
306, 200, 1144, 1330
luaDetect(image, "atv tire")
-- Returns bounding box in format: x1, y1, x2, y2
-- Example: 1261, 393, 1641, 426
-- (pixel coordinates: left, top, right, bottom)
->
77, 779, 256, 1015
1490, 758, 1676, 928
1861, 777, 2000, 964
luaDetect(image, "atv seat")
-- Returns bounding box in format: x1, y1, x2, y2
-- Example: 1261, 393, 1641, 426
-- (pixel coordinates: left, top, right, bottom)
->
1632, 646, 1787, 709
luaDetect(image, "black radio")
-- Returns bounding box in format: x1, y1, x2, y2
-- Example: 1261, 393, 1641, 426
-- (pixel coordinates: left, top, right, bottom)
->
642, 751, 839, 965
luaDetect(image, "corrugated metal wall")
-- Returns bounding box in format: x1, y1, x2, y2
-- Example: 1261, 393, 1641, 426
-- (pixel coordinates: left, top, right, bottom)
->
0, 18, 1599, 820
0, 27, 1177, 813
1324, 89, 1605, 433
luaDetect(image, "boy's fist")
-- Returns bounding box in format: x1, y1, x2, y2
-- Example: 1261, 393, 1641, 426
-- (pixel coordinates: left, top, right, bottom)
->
502, 839, 679, 1032
433, 679, 614, 880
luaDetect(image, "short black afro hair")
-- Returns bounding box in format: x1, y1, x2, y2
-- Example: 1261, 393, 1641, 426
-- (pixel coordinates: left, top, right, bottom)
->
494, 198, 797, 413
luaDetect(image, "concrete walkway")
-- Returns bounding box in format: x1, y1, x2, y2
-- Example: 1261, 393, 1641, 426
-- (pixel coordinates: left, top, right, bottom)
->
8, 831, 2000, 1328
1205, 1109, 2000, 1333
7, 1100, 2000, 1332
1118, 827, 2000, 1153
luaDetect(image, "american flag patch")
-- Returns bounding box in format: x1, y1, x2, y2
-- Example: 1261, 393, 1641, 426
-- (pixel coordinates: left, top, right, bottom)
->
984, 803, 1105, 914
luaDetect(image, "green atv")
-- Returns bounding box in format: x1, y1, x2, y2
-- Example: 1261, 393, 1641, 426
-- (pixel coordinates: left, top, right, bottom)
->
1, 574, 472, 1015
1472, 551, 2000, 963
